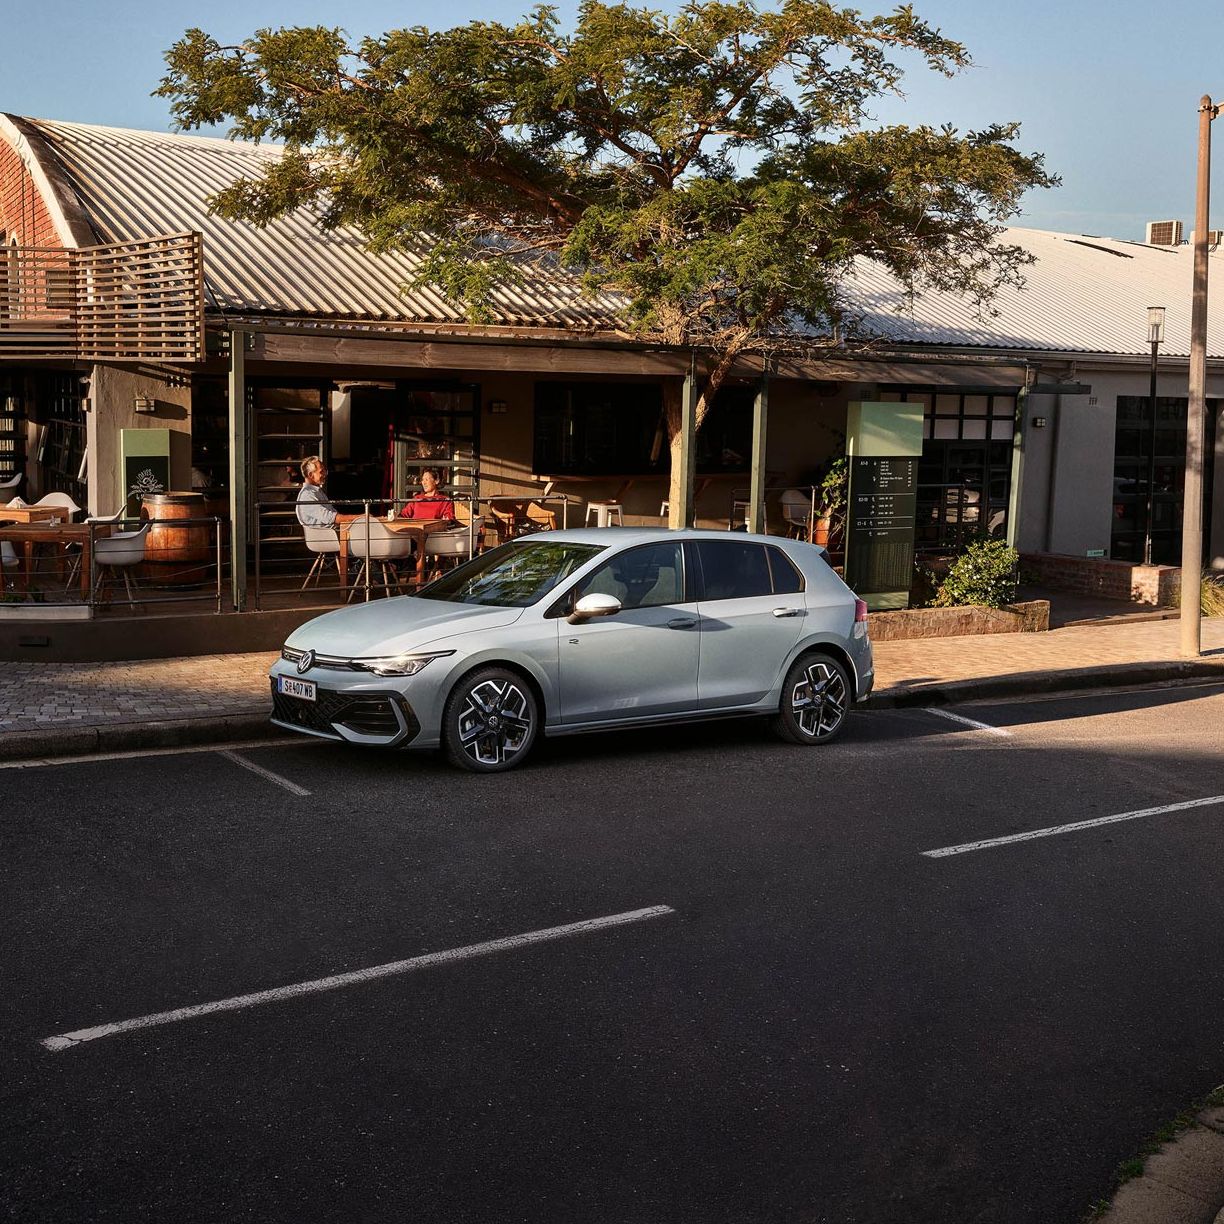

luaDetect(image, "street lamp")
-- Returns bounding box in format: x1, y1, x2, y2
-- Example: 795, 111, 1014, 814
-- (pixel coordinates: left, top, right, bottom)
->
1142, 305, 1165, 566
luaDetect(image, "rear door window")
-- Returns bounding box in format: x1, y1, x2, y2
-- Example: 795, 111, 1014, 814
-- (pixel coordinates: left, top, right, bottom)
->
692, 540, 773, 600
766, 546, 804, 594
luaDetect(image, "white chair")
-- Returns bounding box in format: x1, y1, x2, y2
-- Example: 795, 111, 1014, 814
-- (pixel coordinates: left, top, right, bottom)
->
584, 501, 624, 527
1, 540, 17, 592
94, 522, 151, 608
0, 473, 21, 506
33, 492, 83, 523
300, 523, 340, 591
780, 488, 815, 540
346, 517, 414, 601
424, 521, 483, 578
64, 508, 125, 592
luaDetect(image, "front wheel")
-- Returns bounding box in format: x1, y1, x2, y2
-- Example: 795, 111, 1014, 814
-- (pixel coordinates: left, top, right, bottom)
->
770, 653, 851, 746
442, 666, 539, 773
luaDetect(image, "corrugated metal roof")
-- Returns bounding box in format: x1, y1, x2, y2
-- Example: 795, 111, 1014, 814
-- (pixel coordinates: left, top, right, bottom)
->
846, 227, 1224, 358
10, 115, 1224, 358
19, 117, 622, 331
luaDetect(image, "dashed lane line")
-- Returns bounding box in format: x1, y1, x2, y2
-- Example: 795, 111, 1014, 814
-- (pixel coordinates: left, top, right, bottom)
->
921, 708, 1012, 737
41, 905, 676, 1053
922, 795, 1224, 858
218, 749, 311, 797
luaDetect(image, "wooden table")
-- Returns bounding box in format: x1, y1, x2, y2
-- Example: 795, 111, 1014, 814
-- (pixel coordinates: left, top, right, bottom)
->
0, 522, 112, 598
0, 505, 64, 525
336, 517, 449, 591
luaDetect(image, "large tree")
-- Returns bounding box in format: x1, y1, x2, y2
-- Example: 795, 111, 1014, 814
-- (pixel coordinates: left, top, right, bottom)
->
158, 1, 1055, 521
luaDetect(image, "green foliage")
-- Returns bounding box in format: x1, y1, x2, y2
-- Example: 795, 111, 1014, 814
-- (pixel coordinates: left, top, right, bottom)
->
932, 538, 1018, 608
1200, 574, 1224, 617
158, 2, 1055, 351
816, 457, 848, 524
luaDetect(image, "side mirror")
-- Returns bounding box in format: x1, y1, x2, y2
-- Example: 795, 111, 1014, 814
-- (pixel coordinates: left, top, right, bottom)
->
569, 592, 622, 622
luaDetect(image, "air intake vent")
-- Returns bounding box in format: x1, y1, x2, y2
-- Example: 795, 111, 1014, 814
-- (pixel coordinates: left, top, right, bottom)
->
1146, 220, 1184, 246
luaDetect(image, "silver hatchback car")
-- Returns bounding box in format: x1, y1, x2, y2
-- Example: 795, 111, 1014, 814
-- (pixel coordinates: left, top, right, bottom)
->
269, 528, 873, 772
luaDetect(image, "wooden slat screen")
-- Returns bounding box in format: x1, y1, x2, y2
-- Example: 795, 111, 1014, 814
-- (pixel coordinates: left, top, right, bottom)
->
0, 232, 204, 362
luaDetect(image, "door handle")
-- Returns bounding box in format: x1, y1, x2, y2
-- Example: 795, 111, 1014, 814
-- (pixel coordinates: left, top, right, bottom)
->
667, 617, 698, 629
772, 607, 804, 618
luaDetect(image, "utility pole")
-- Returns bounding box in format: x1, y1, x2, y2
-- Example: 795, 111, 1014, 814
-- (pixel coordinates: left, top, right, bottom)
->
1182, 96, 1217, 657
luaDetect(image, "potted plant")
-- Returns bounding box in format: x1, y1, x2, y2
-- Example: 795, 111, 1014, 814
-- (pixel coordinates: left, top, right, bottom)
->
812, 457, 848, 549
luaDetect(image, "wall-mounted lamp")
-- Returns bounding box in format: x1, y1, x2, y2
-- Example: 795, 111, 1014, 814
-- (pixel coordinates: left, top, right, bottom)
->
133, 395, 157, 415
487, 399, 509, 415
1031, 416, 1047, 429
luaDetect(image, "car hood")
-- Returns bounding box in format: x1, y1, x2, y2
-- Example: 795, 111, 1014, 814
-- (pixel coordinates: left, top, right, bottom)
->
285, 597, 525, 657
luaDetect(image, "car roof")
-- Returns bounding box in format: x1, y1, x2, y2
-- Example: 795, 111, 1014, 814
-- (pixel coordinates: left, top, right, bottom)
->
510, 527, 825, 552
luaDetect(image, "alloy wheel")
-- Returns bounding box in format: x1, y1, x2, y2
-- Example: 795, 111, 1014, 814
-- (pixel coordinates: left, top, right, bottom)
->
455, 677, 534, 768
790, 659, 848, 740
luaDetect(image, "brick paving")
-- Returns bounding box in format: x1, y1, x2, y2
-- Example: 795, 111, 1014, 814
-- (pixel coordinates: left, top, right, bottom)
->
0, 618, 1222, 732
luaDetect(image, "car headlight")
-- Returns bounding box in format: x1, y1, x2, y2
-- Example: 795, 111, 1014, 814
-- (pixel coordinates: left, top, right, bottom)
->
359, 650, 455, 677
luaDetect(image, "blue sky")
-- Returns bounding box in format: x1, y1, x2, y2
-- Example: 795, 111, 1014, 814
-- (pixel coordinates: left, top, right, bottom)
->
5, 0, 1221, 241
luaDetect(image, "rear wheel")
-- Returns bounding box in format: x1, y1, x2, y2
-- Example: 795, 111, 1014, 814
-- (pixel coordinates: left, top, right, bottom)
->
442, 666, 539, 772
770, 653, 851, 746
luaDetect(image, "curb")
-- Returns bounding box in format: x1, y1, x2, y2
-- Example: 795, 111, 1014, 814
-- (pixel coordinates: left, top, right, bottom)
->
865, 659, 1224, 710
0, 711, 278, 763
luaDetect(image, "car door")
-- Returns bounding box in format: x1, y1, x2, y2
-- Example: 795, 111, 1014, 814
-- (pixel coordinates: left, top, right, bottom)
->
556, 539, 699, 725
690, 539, 806, 709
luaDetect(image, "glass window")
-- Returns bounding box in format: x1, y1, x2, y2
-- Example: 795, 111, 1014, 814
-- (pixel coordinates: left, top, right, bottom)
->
575, 541, 685, 609
694, 540, 773, 601
420, 540, 605, 607
767, 546, 804, 594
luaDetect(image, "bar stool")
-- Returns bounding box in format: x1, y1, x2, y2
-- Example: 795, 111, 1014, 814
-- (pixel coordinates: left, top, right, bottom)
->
584, 501, 624, 527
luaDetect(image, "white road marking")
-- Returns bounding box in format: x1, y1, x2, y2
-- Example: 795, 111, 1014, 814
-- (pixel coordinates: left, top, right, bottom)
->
0, 737, 303, 770
217, 749, 311, 797
921, 708, 1012, 737
41, 905, 675, 1053
922, 795, 1224, 858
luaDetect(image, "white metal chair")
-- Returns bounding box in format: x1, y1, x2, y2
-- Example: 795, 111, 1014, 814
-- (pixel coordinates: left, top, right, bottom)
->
346, 517, 414, 601
0, 472, 21, 506
94, 521, 150, 608
300, 523, 341, 591
584, 501, 624, 527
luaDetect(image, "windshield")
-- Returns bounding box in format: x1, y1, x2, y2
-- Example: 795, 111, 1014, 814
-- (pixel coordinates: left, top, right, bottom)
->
417, 540, 606, 607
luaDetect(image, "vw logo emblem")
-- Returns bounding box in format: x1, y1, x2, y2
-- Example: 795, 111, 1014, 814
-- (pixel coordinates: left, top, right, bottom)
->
296, 649, 315, 675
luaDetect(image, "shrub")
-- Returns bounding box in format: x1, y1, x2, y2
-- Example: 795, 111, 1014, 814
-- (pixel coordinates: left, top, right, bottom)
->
1199, 574, 1224, 617
932, 538, 1019, 608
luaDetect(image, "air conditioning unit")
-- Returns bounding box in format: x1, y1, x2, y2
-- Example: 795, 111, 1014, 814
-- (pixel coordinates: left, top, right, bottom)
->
1146, 219, 1184, 246
1189, 229, 1224, 246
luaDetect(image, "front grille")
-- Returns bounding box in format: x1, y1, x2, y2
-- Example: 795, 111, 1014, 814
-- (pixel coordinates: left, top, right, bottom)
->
270, 681, 419, 743
280, 646, 363, 672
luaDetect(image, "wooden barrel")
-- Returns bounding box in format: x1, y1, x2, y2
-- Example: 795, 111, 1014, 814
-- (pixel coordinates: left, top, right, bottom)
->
140, 491, 212, 586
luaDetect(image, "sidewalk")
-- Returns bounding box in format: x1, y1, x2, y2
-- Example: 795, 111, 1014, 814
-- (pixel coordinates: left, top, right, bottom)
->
2, 616, 1222, 761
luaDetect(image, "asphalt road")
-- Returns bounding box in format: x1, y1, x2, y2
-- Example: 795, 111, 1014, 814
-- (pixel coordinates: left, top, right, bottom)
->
3, 680, 1224, 1223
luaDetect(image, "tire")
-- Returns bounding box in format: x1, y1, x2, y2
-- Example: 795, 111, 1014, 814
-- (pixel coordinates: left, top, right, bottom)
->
442, 666, 539, 773
769, 652, 852, 746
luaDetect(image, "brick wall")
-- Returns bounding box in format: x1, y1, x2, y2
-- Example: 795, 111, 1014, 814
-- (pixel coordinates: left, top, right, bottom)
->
1021, 551, 1181, 607
0, 136, 58, 246
870, 599, 1049, 641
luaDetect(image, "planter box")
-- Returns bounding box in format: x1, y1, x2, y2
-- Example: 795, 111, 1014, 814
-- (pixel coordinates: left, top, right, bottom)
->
0, 602, 93, 621
1021, 552, 1180, 607
869, 599, 1049, 642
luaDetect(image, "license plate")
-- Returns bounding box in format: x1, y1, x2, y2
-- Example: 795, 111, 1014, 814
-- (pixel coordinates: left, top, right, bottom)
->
278, 676, 317, 702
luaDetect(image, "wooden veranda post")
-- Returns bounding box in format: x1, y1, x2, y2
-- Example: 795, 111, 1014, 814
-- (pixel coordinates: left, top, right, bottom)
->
673, 361, 699, 529
748, 373, 769, 534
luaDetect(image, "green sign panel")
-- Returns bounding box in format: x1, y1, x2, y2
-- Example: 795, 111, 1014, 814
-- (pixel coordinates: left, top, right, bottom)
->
843, 403, 924, 611
120, 428, 171, 514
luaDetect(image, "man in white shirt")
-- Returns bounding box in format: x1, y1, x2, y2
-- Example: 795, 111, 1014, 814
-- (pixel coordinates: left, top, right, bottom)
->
295, 456, 356, 527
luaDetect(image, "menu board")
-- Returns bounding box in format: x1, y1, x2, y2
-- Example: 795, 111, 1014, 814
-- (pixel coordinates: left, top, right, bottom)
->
844, 456, 919, 608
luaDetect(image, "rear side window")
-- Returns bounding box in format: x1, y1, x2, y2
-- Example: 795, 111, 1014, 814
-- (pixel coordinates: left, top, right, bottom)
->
692, 540, 773, 600
766, 546, 805, 594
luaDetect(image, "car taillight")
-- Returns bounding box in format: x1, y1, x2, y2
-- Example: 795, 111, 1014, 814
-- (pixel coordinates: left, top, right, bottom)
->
854, 599, 868, 623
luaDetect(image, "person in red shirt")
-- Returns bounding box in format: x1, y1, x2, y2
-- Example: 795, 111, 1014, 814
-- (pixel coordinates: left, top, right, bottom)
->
400, 467, 456, 521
